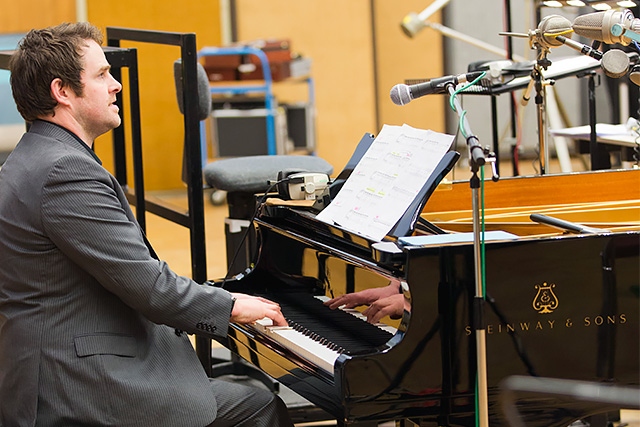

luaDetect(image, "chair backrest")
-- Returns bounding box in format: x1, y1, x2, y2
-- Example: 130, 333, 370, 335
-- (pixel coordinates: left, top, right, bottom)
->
173, 59, 212, 183
173, 59, 212, 121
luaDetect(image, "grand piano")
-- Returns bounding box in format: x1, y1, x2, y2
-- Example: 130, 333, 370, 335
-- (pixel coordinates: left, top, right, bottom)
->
213, 168, 640, 426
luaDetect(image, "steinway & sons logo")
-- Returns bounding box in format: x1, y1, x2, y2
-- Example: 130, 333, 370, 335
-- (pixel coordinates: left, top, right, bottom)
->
532, 282, 558, 314
464, 281, 628, 335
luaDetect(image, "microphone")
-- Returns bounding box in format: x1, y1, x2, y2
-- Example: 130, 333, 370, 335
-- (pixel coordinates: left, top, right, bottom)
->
534, 15, 573, 51
400, 0, 452, 38
573, 9, 640, 46
389, 71, 483, 106
601, 49, 632, 78
554, 35, 630, 78
629, 65, 640, 86
499, 15, 572, 53
554, 35, 603, 60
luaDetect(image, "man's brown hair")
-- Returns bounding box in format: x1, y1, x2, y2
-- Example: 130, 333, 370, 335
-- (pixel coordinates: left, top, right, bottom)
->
9, 22, 103, 122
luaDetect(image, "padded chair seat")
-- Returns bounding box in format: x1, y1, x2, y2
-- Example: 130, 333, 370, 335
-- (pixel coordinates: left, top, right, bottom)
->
203, 155, 333, 194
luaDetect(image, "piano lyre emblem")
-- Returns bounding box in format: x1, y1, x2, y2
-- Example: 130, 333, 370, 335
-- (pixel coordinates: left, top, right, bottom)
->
532, 282, 559, 314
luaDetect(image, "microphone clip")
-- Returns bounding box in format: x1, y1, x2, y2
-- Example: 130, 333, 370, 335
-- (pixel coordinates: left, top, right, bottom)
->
611, 22, 640, 44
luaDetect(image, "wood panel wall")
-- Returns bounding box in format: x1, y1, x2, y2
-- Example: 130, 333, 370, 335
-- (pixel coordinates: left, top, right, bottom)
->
2, 0, 445, 190
373, 1, 445, 134
1, 0, 222, 191
234, 0, 445, 173
0, 0, 75, 33
87, 1, 223, 190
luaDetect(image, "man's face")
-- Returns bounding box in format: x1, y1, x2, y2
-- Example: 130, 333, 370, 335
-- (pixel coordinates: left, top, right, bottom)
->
71, 39, 122, 140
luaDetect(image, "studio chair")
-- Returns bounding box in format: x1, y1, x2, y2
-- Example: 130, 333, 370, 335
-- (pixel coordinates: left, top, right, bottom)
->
203, 155, 333, 277
174, 57, 334, 392
173, 59, 213, 181
174, 58, 281, 390
202, 155, 332, 395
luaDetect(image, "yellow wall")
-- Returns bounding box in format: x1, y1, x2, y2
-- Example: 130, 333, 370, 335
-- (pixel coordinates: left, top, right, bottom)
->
0, 0, 75, 32
235, 0, 444, 173
2, 1, 444, 190
87, 1, 222, 190
374, 1, 445, 133
0, 0, 222, 191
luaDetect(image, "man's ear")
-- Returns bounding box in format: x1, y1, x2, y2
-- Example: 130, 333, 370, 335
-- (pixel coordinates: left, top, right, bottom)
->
50, 78, 72, 106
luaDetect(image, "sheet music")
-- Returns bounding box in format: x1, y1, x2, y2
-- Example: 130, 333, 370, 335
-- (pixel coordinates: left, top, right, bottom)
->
316, 124, 454, 241
398, 231, 519, 248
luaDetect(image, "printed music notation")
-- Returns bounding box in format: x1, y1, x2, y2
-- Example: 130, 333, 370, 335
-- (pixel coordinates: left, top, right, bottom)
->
316, 124, 454, 241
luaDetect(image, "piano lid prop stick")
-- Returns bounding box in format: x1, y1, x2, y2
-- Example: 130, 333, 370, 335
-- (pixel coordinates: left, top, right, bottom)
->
530, 213, 609, 234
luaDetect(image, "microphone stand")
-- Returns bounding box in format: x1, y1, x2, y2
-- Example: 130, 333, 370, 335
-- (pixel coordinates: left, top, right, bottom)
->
447, 83, 498, 427
523, 50, 553, 174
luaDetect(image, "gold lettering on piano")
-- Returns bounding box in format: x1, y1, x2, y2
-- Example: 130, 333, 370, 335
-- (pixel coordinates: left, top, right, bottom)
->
464, 314, 628, 335
532, 282, 559, 314
483, 320, 556, 334
485, 323, 517, 334
584, 314, 627, 326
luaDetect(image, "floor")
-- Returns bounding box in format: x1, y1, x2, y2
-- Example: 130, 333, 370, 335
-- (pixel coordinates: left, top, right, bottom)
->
141, 154, 639, 427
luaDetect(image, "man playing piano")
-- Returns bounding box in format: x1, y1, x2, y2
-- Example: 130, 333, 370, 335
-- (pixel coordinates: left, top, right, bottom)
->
0, 22, 292, 427
324, 278, 406, 324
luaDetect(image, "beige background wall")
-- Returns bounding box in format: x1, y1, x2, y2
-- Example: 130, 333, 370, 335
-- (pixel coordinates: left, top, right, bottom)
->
235, 0, 445, 174
0, 0, 75, 32
1, 0, 445, 190
86, 1, 223, 189
0, 0, 223, 191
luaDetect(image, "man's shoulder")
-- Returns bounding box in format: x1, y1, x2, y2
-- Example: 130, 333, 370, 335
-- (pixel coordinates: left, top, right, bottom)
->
16, 121, 78, 152
4, 130, 106, 189
12, 130, 90, 169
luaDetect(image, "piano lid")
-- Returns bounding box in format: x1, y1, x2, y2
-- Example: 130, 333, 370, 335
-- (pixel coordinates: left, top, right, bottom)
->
422, 168, 640, 236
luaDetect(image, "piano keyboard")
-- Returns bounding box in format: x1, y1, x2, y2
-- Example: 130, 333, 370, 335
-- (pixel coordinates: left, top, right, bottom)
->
253, 319, 340, 373
251, 293, 398, 374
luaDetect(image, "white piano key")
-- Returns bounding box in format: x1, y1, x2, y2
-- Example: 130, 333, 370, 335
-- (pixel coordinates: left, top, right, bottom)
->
249, 295, 399, 374
315, 295, 398, 334
253, 321, 339, 373
341, 308, 398, 335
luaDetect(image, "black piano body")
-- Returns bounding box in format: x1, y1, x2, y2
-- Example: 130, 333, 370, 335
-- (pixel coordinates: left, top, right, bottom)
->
216, 204, 640, 426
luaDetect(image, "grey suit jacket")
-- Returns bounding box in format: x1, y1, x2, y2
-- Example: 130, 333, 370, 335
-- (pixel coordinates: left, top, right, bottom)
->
0, 120, 234, 426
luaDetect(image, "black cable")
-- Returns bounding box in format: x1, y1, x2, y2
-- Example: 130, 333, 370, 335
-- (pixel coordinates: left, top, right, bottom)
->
216, 178, 291, 289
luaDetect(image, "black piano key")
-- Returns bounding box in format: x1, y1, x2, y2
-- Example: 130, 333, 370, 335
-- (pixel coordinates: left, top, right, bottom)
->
264, 291, 394, 355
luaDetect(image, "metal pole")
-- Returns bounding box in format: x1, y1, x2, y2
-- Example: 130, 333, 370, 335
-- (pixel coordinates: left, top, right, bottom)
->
447, 83, 497, 427
534, 67, 548, 174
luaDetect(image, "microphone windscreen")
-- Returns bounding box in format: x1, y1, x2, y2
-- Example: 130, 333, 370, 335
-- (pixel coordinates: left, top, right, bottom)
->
400, 12, 423, 38
390, 84, 412, 106
601, 49, 630, 79
573, 9, 633, 45
572, 12, 607, 42
538, 15, 572, 49
173, 59, 212, 121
